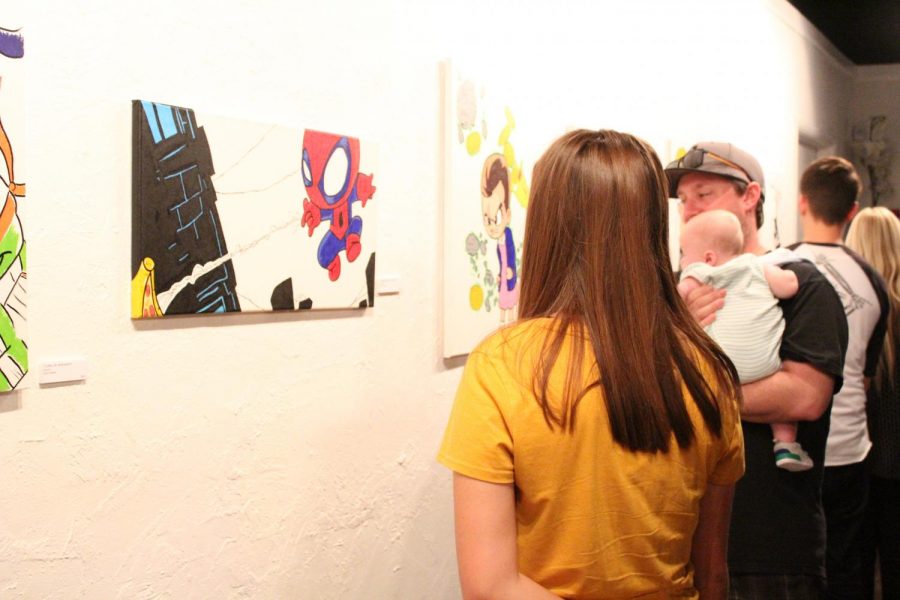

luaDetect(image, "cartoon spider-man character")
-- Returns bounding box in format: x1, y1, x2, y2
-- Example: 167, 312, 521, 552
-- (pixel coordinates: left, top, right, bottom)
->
300, 130, 375, 281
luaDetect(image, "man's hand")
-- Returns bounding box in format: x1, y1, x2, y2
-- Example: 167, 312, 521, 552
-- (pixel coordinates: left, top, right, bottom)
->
684, 283, 726, 327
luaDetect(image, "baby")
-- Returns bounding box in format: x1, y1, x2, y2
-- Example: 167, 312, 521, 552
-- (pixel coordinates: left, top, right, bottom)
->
677, 210, 812, 471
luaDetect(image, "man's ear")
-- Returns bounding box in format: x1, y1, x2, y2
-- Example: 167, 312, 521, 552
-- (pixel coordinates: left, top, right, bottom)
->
798, 194, 809, 216
743, 181, 762, 215
845, 202, 860, 224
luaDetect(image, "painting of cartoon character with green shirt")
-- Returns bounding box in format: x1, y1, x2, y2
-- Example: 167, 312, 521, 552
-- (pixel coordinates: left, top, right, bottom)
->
0, 116, 26, 391
0, 26, 26, 391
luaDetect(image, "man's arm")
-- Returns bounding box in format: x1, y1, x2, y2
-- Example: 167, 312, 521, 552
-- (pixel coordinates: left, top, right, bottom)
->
740, 360, 834, 423
453, 473, 561, 600
691, 483, 735, 600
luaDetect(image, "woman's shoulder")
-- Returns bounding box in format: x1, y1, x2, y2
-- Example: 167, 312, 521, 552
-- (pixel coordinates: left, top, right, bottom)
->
465, 318, 567, 384
471, 317, 559, 356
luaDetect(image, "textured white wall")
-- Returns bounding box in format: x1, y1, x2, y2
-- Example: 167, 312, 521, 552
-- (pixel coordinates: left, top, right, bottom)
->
850, 65, 900, 209
0, 1, 853, 598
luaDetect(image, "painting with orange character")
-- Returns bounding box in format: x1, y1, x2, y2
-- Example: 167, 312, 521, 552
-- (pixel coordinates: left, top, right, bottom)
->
0, 22, 26, 391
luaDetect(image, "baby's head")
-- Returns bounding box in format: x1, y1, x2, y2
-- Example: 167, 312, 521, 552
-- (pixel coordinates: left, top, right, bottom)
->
679, 209, 744, 270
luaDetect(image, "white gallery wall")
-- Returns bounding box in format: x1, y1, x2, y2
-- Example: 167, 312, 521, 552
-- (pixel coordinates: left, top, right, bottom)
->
773, 2, 855, 242
0, 1, 863, 597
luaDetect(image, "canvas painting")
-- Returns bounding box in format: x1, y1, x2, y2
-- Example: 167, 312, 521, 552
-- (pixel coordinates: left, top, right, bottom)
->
441, 62, 542, 358
0, 23, 26, 391
657, 139, 690, 272
132, 101, 377, 319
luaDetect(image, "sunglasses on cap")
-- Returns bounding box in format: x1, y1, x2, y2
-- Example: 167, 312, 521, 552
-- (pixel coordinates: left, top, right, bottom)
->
676, 147, 753, 184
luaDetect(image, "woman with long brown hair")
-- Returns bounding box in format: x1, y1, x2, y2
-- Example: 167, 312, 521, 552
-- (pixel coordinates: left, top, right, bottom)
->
845, 207, 900, 600
438, 130, 744, 599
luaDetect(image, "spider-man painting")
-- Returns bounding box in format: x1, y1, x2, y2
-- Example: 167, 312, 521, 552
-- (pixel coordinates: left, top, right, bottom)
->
300, 130, 376, 281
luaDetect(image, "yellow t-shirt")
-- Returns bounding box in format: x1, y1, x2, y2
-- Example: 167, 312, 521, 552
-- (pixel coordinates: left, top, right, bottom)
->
438, 318, 744, 599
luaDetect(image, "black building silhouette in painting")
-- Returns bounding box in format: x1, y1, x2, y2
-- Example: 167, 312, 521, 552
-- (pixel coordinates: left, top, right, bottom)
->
132, 100, 240, 315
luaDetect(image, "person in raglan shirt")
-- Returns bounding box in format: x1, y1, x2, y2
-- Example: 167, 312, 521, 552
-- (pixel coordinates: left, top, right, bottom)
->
789, 156, 889, 600
665, 142, 849, 600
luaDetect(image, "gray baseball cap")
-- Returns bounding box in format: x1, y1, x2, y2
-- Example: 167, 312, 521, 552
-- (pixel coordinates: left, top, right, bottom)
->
664, 142, 765, 200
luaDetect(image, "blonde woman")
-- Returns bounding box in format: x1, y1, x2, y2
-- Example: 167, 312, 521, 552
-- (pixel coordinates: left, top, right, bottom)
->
846, 207, 900, 600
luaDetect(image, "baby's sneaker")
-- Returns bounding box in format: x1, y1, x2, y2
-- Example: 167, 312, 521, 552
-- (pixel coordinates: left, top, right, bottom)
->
774, 441, 814, 472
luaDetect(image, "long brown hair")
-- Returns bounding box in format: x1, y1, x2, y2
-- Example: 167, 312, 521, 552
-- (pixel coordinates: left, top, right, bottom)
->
846, 207, 900, 386
519, 129, 739, 452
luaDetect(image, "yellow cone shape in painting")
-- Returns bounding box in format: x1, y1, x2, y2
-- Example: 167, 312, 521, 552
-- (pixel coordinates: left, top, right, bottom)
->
131, 257, 163, 319
466, 131, 482, 156
498, 107, 529, 208
469, 284, 484, 311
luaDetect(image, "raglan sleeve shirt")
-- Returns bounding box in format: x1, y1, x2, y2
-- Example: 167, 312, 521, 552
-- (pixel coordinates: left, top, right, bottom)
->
778, 260, 849, 393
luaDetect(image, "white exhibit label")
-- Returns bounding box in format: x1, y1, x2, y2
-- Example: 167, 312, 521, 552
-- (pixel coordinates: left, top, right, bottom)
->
376, 274, 401, 295
38, 357, 89, 385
